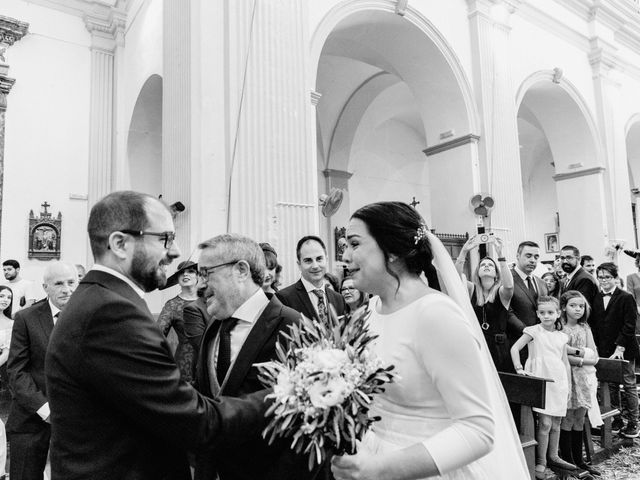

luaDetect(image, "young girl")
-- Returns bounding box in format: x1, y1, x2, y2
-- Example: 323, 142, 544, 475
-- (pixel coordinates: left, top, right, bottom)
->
511, 296, 574, 479
559, 291, 601, 476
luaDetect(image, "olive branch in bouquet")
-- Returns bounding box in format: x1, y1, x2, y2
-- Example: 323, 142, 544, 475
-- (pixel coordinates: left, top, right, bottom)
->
257, 305, 396, 470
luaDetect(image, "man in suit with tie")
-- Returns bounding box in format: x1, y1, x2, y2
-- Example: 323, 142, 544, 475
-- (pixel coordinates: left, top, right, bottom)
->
194, 234, 316, 480
7, 261, 78, 480
45, 191, 269, 479
277, 235, 346, 322
589, 262, 639, 438
560, 245, 598, 307
507, 241, 548, 353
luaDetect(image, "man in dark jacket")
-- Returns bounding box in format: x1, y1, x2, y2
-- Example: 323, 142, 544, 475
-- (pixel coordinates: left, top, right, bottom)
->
45, 191, 268, 479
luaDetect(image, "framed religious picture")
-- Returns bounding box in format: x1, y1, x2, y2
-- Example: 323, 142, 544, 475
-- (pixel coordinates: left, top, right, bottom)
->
28, 201, 62, 260
544, 233, 559, 254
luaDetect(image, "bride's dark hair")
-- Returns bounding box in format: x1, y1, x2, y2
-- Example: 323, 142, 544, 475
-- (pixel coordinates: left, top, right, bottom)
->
351, 201, 440, 291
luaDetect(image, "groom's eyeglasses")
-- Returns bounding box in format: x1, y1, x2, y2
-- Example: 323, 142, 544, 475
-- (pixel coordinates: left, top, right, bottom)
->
119, 230, 176, 249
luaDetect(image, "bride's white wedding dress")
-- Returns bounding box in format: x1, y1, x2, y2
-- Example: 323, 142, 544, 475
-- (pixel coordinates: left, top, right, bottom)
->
359, 292, 528, 479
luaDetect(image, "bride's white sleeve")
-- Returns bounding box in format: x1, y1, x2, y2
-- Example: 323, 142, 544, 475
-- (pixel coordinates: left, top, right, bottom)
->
413, 296, 495, 475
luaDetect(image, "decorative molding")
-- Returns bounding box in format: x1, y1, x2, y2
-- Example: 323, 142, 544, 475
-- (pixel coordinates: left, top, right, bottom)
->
515, 2, 590, 52
322, 168, 353, 179
0, 16, 29, 46
0, 77, 15, 100
84, 9, 126, 50
21, 0, 120, 19
395, 0, 408, 16
310, 90, 322, 106
423, 134, 480, 157
552, 166, 605, 182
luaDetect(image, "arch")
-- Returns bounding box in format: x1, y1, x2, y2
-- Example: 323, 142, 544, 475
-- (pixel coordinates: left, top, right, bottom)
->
516, 70, 603, 166
310, 0, 480, 135
126, 74, 163, 196
516, 70, 605, 259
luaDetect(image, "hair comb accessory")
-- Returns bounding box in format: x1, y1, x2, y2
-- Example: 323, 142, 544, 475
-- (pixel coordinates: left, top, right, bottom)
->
414, 224, 429, 245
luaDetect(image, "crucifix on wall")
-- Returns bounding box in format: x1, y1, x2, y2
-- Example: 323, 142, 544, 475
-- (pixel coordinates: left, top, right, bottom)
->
409, 196, 420, 208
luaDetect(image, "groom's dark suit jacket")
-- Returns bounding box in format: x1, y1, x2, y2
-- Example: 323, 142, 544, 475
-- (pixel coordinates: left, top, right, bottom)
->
45, 270, 268, 480
589, 288, 640, 361
276, 279, 346, 322
194, 294, 319, 480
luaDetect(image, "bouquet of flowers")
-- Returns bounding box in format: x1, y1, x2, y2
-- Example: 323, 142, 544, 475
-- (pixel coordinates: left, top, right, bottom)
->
257, 306, 397, 470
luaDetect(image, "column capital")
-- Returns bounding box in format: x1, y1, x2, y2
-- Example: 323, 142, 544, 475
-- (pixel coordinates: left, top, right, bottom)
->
84, 10, 126, 51
589, 37, 621, 82
467, 0, 521, 29
0, 15, 29, 47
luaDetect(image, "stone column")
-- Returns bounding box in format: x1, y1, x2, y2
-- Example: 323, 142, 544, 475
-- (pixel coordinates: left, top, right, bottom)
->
163, 0, 193, 253
84, 12, 125, 211
467, 0, 525, 256
0, 16, 28, 254
226, 0, 315, 279
590, 36, 635, 273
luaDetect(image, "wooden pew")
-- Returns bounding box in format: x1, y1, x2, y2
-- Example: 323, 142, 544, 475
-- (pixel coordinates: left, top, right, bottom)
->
584, 358, 630, 463
499, 372, 550, 480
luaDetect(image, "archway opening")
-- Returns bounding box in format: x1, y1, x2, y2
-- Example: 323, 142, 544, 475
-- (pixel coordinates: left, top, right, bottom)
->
517, 79, 600, 261
315, 9, 474, 264
126, 74, 163, 196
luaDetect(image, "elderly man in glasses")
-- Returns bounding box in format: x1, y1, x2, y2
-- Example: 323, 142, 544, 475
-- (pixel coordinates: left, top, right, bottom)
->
45, 191, 269, 480
192, 233, 322, 480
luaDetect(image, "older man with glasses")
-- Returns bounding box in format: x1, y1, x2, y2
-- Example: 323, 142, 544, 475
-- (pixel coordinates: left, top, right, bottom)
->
193, 233, 323, 480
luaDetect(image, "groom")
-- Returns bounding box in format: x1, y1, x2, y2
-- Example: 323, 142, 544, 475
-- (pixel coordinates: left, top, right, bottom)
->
194, 234, 323, 480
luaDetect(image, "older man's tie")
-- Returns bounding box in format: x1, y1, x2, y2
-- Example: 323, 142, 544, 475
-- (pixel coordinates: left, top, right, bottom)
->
216, 317, 239, 382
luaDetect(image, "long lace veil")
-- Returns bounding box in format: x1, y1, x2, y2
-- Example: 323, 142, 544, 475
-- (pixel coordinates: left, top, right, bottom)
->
427, 231, 529, 478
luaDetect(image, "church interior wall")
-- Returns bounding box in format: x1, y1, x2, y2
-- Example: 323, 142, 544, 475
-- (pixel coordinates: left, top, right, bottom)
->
555, 173, 608, 264
116, 0, 163, 191
510, 15, 598, 124
1, 0, 91, 290
425, 143, 477, 237
521, 152, 558, 262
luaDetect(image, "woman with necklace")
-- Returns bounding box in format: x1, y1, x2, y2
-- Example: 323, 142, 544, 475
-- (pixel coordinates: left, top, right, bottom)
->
455, 234, 514, 372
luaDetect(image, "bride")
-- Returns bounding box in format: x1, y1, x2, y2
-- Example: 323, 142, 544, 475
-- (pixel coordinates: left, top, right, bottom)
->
331, 202, 528, 479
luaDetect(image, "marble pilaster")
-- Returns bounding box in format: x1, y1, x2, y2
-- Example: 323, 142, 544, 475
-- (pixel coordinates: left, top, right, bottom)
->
226, 0, 315, 278
467, 0, 525, 256
589, 36, 635, 271
0, 16, 28, 254
163, 0, 192, 252
84, 12, 124, 211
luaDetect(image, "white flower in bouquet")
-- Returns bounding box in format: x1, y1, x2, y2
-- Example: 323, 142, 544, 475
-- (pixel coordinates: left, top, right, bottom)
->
258, 305, 396, 470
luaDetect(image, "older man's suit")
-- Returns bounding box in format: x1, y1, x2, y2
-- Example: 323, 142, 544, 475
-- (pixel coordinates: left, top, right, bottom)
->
7, 299, 54, 479
276, 279, 346, 321
194, 295, 320, 480
45, 270, 268, 480
507, 270, 548, 342
563, 266, 598, 307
